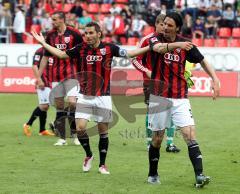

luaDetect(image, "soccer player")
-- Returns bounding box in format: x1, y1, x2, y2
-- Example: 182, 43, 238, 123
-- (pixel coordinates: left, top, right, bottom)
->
36, 11, 83, 146
146, 12, 220, 187
31, 21, 150, 175
23, 47, 55, 137
135, 13, 180, 153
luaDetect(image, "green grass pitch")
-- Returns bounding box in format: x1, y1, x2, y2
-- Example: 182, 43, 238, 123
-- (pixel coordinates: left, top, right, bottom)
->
0, 94, 239, 194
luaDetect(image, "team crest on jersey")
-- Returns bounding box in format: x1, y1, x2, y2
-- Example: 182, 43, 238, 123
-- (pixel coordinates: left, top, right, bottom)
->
100, 48, 106, 55
150, 37, 158, 43
48, 57, 54, 65
176, 48, 181, 53
64, 37, 70, 43
34, 55, 40, 61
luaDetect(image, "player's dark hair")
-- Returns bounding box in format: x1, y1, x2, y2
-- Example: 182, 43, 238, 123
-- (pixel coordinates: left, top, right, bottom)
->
86, 22, 103, 39
52, 11, 66, 22
165, 11, 183, 31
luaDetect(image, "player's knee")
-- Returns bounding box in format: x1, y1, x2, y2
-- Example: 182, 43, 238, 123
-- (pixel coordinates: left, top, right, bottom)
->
152, 131, 164, 148
39, 104, 49, 111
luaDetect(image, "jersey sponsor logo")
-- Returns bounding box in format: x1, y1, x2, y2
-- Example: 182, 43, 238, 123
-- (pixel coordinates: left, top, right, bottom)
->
164, 53, 180, 64
55, 44, 67, 50
86, 55, 103, 64
34, 55, 41, 61
188, 77, 212, 93
100, 48, 106, 55
64, 37, 70, 43
3, 77, 36, 87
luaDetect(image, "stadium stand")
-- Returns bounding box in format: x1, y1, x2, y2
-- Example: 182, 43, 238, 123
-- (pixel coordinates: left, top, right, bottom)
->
1, 0, 240, 47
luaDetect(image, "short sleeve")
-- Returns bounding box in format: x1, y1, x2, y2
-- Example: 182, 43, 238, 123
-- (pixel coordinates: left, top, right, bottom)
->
66, 44, 81, 58
110, 44, 128, 58
186, 46, 204, 63
33, 53, 41, 66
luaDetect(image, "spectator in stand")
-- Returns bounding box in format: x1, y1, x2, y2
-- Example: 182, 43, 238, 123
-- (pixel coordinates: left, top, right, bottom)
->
146, 2, 161, 26
209, 0, 223, 10
103, 12, 114, 36
70, 0, 83, 18
206, 4, 222, 24
181, 13, 193, 38
32, 0, 46, 25
198, 0, 210, 17
0, 6, 12, 43
112, 11, 125, 44
41, 12, 52, 34
221, 5, 235, 28
2, 0, 16, 16
110, 2, 122, 14
161, 0, 175, 11
205, 15, 218, 38
13, 5, 25, 43
147, 0, 161, 9
193, 17, 205, 39
130, 14, 147, 38
78, 10, 92, 29
66, 13, 79, 29
183, 0, 200, 22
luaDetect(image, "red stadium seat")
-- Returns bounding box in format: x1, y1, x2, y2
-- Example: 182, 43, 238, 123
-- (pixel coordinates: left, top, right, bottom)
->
100, 4, 111, 13
31, 24, 41, 33
204, 38, 215, 47
55, 3, 63, 11
120, 37, 127, 45
115, 0, 128, 3
63, 4, 73, 12
88, 3, 100, 14
127, 37, 138, 45
116, 4, 126, 9
232, 28, 240, 38
229, 39, 240, 47
218, 27, 231, 38
192, 38, 203, 47
217, 38, 228, 47
45, 3, 54, 13
80, 2, 88, 10
88, 14, 95, 20
103, 36, 112, 43
142, 26, 155, 36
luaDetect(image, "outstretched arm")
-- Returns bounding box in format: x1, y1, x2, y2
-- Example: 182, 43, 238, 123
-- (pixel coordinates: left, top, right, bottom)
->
200, 59, 220, 100
31, 30, 69, 59
126, 45, 150, 58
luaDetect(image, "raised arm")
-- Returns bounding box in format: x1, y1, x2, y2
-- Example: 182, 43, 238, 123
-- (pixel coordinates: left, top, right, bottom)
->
200, 59, 220, 100
31, 30, 69, 59
152, 41, 194, 53
126, 45, 150, 58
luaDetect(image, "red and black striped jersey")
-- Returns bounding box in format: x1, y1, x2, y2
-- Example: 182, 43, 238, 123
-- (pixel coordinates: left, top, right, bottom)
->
44, 26, 83, 82
66, 42, 128, 96
33, 47, 54, 87
149, 35, 204, 98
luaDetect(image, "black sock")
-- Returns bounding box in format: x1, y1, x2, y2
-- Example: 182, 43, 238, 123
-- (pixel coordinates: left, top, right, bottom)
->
148, 144, 160, 176
188, 141, 203, 176
99, 133, 109, 167
55, 111, 66, 139
27, 107, 42, 126
39, 111, 47, 132
78, 134, 92, 157
68, 112, 76, 135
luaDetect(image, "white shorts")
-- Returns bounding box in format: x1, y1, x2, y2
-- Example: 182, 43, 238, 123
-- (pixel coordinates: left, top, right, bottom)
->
37, 87, 51, 105
148, 94, 195, 131
51, 79, 80, 98
75, 94, 112, 123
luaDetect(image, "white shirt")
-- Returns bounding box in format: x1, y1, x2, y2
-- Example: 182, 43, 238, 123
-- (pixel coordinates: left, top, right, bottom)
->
13, 10, 25, 33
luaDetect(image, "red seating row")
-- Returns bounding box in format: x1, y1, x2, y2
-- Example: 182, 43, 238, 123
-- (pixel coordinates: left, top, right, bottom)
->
218, 27, 240, 38
192, 38, 240, 47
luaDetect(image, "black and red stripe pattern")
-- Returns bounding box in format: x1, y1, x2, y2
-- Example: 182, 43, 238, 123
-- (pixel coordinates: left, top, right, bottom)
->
33, 47, 53, 87
149, 35, 204, 98
44, 26, 83, 82
66, 42, 125, 96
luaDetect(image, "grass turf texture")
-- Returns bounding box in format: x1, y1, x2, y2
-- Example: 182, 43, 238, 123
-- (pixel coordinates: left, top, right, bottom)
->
0, 93, 239, 194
